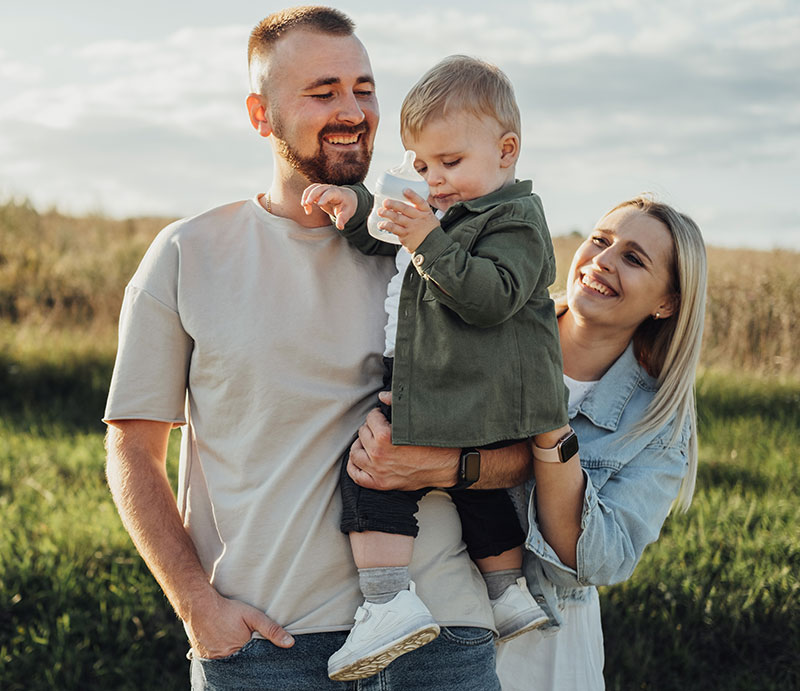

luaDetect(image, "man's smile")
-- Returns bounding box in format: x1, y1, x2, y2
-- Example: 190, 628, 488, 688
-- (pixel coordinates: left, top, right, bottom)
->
323, 133, 361, 145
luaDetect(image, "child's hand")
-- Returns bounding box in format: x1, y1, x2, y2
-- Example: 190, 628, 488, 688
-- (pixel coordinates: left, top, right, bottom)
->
377, 189, 439, 253
301, 184, 358, 230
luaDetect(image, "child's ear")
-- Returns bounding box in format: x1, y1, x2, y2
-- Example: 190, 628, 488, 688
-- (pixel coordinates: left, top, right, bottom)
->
246, 93, 273, 138
499, 132, 520, 168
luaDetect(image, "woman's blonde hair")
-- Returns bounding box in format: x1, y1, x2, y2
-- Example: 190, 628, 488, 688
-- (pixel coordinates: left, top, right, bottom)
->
560, 196, 707, 511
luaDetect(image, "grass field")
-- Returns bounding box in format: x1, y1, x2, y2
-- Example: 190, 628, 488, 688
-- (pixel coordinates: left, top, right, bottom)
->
1, 201, 798, 689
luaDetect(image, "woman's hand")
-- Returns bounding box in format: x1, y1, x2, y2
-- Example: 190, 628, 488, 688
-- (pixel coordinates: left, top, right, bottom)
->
376, 189, 439, 253
301, 184, 358, 230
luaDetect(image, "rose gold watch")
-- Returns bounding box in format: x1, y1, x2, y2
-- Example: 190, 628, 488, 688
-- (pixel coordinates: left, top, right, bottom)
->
532, 428, 579, 464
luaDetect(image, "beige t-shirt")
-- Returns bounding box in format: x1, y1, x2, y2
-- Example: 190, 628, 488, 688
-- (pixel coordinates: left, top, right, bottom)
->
104, 195, 494, 634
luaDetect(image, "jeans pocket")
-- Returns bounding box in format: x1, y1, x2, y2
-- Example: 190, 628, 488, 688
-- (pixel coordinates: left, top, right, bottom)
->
438, 626, 495, 647
190, 636, 260, 663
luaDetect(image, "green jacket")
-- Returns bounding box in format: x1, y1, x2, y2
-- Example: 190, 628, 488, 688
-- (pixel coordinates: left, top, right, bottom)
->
342, 179, 568, 447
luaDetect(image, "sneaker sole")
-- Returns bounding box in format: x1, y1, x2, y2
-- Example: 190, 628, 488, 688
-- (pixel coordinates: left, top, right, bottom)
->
328, 624, 441, 681
497, 612, 549, 643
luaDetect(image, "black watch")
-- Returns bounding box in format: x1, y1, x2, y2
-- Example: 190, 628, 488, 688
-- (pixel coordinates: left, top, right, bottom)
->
451, 448, 481, 489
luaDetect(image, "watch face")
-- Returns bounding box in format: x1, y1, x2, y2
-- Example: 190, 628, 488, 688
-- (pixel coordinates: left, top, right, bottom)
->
462, 450, 481, 482
560, 432, 580, 462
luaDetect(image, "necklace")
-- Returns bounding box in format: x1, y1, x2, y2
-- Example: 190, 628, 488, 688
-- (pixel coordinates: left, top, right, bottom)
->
266, 193, 272, 214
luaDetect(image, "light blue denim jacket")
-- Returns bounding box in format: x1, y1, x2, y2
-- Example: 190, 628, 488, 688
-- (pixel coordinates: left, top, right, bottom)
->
519, 342, 690, 630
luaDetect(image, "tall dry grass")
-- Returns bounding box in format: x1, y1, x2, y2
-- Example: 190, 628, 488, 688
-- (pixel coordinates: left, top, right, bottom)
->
0, 199, 169, 328
1, 200, 798, 378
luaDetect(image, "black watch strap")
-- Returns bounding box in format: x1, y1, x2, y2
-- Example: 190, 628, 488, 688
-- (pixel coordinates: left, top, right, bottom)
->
451, 448, 481, 490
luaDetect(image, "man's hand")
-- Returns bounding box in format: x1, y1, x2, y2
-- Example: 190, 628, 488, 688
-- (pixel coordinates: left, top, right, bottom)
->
347, 392, 459, 490
376, 189, 439, 253
187, 590, 294, 659
347, 392, 533, 491
301, 184, 358, 230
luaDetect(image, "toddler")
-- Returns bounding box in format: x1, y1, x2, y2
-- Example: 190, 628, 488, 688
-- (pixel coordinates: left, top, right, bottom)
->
302, 55, 572, 682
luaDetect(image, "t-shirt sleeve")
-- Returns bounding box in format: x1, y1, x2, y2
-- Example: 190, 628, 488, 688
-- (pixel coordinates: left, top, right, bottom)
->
103, 283, 193, 425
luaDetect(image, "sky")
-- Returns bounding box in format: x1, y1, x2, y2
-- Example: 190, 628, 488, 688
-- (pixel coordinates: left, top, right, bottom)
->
1, 0, 798, 250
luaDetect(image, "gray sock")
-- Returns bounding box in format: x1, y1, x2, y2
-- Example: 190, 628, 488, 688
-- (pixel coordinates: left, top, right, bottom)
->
358, 566, 410, 604
483, 568, 522, 600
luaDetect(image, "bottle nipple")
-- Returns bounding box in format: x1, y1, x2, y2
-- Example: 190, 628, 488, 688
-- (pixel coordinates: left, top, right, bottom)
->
387, 150, 424, 181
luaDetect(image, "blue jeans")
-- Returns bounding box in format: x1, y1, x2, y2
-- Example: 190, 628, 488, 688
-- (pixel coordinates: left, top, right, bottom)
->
190, 627, 500, 690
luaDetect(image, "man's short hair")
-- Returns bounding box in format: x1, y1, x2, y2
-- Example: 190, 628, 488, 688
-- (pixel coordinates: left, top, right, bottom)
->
248, 6, 355, 92
400, 55, 521, 142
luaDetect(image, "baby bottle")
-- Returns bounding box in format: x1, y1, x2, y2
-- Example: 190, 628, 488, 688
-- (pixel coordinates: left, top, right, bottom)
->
367, 150, 429, 244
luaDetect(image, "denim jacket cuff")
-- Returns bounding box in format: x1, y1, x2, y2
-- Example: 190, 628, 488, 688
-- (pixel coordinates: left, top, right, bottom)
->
524, 469, 596, 588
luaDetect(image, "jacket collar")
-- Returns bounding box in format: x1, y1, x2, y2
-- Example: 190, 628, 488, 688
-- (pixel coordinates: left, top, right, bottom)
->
441, 179, 533, 222
573, 342, 656, 431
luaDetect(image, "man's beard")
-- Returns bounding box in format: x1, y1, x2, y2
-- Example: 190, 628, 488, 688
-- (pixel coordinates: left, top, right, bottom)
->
272, 112, 372, 185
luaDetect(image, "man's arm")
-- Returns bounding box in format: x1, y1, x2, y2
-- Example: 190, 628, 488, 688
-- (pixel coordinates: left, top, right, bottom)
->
346, 394, 532, 491
105, 419, 294, 657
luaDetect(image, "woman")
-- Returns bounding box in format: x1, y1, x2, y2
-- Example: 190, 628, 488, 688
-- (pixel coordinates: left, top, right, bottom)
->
495, 196, 707, 690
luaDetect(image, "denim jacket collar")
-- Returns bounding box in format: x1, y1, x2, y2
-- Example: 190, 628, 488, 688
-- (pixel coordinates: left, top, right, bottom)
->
573, 342, 657, 432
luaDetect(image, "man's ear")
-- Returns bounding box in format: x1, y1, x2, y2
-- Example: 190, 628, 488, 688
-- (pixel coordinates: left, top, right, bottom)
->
499, 132, 520, 168
246, 93, 272, 137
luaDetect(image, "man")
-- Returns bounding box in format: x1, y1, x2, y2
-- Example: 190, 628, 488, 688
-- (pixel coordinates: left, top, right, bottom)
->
105, 7, 527, 689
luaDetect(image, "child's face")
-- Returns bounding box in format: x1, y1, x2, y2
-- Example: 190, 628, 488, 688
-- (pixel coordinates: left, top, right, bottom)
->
402, 111, 517, 213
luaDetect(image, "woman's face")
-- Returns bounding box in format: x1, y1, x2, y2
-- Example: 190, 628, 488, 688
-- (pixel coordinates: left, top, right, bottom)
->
567, 206, 677, 334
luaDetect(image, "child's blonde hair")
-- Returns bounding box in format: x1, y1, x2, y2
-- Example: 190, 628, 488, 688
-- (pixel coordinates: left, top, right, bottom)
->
400, 55, 521, 141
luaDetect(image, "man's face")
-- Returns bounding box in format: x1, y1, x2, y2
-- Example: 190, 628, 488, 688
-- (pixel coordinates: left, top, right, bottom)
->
263, 30, 378, 185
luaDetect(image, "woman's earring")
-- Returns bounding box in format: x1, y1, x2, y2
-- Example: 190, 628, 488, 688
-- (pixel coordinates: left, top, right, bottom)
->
655, 312, 661, 319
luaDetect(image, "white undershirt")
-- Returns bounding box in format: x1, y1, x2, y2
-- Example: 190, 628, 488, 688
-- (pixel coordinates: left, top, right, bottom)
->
563, 374, 599, 416
383, 248, 413, 357
383, 209, 445, 358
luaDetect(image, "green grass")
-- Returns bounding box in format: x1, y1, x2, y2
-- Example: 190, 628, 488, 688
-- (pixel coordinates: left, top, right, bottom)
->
0, 420, 184, 690
600, 372, 800, 690
1, 363, 798, 689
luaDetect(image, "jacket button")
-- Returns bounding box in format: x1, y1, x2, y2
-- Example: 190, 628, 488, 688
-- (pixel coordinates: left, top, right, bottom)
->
413, 254, 424, 266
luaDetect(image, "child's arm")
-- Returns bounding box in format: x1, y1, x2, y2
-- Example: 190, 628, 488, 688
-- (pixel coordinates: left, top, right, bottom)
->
301, 183, 395, 257
382, 191, 552, 327
302, 184, 358, 230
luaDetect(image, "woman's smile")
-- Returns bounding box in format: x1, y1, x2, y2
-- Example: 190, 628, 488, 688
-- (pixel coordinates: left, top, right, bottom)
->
578, 271, 617, 297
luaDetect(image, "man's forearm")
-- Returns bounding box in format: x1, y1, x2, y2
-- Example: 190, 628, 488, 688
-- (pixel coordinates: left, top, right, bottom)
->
105, 419, 294, 656
472, 441, 532, 489
105, 420, 216, 622
348, 406, 532, 491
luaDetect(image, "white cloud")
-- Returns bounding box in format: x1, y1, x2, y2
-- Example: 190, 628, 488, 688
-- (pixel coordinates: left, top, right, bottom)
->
0, 26, 248, 133
0, 0, 797, 249
729, 15, 800, 55
0, 49, 43, 83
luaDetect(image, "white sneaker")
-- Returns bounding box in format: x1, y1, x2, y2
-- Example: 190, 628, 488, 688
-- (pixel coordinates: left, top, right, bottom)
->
327, 581, 440, 681
491, 576, 548, 642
